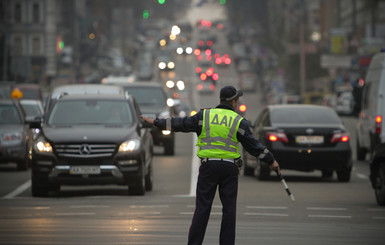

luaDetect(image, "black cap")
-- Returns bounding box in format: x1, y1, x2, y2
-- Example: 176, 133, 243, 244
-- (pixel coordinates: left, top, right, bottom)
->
220, 86, 243, 101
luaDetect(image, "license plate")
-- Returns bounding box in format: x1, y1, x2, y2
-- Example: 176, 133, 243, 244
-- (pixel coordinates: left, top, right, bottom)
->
296, 136, 324, 144
69, 166, 101, 175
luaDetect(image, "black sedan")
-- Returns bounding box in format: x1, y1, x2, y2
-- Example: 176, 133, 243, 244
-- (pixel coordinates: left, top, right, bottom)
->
243, 104, 352, 182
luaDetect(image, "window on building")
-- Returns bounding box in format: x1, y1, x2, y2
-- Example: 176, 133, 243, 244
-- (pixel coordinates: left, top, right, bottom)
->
32, 3, 39, 23
12, 36, 23, 56
32, 37, 41, 55
14, 3, 22, 23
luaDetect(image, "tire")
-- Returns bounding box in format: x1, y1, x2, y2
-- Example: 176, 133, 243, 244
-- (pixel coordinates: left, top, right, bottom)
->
337, 165, 351, 182
356, 139, 366, 161
164, 139, 175, 156
17, 147, 30, 171
322, 170, 333, 179
374, 163, 385, 206
145, 163, 153, 191
257, 161, 270, 180
243, 151, 254, 176
17, 159, 29, 171
129, 167, 145, 196
31, 176, 50, 197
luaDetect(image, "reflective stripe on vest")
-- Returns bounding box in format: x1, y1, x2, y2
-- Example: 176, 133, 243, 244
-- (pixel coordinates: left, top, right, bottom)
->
197, 109, 243, 158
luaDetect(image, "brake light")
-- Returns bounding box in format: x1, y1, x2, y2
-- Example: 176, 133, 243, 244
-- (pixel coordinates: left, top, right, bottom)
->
212, 73, 219, 81
266, 132, 288, 143
200, 73, 207, 80
331, 132, 350, 143
375, 115, 382, 134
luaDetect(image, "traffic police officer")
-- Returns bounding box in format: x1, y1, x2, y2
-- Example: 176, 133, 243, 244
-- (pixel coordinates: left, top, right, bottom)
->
141, 85, 280, 245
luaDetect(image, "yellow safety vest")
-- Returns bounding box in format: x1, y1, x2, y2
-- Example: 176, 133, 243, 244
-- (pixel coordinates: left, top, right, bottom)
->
197, 108, 243, 159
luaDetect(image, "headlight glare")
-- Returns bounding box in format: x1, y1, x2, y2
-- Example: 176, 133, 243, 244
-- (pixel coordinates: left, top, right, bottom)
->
35, 140, 53, 153
119, 139, 140, 152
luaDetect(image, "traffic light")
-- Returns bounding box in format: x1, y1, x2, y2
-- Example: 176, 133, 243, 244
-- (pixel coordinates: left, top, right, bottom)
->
142, 9, 149, 19
158, 0, 166, 4
220, 0, 226, 4
56, 36, 64, 54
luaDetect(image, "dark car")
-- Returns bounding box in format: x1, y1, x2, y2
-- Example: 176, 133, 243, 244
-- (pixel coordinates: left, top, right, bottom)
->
118, 82, 176, 155
0, 99, 33, 170
243, 104, 352, 182
30, 93, 154, 197
369, 143, 385, 206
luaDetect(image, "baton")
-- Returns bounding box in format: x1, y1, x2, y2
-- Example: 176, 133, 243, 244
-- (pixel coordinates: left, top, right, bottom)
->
275, 170, 295, 201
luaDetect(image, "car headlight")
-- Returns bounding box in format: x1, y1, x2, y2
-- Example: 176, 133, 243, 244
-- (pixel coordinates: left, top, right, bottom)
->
158, 62, 166, 69
0, 132, 22, 145
176, 47, 183, 54
119, 139, 140, 152
167, 98, 175, 107
35, 139, 53, 153
167, 62, 175, 69
158, 110, 170, 119
185, 47, 193, 54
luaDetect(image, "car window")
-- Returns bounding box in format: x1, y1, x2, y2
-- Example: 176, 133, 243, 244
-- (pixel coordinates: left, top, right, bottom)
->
0, 105, 22, 124
123, 87, 167, 108
20, 103, 43, 117
270, 107, 341, 125
47, 100, 133, 126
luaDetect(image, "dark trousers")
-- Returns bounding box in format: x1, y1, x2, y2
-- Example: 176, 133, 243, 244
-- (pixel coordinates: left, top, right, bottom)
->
188, 160, 239, 245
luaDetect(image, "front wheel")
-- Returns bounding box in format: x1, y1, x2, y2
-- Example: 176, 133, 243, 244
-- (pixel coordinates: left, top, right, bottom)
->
243, 150, 254, 176
257, 161, 271, 180
337, 165, 351, 182
129, 167, 145, 196
374, 163, 385, 206
356, 139, 367, 161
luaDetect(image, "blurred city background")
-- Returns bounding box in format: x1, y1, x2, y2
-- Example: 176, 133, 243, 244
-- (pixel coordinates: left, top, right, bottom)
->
1, 0, 385, 108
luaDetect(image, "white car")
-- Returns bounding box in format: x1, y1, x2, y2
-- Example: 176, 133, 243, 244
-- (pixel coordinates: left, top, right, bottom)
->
335, 91, 354, 115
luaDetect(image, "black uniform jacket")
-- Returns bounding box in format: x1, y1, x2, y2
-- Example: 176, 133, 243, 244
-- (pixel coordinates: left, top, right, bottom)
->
153, 103, 275, 165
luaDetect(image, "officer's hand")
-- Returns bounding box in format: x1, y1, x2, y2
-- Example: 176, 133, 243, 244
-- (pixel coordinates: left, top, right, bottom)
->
269, 160, 280, 175
141, 116, 154, 125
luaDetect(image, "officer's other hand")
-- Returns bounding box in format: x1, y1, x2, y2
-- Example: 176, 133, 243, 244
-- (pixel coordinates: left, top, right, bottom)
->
141, 116, 155, 125
269, 160, 280, 175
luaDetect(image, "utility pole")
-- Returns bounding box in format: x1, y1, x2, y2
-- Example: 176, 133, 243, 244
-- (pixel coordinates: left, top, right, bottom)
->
300, 0, 306, 98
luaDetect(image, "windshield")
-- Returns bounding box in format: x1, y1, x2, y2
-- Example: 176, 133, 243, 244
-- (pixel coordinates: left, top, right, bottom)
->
0, 105, 22, 124
124, 87, 167, 108
20, 104, 43, 117
48, 100, 133, 126
271, 107, 341, 125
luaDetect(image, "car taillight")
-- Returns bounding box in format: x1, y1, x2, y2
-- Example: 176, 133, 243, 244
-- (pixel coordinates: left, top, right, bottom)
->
238, 104, 247, 113
331, 132, 350, 143
266, 132, 288, 143
375, 115, 382, 134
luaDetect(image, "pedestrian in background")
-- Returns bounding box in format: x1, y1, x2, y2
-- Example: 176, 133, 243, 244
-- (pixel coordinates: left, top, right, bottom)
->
141, 85, 280, 245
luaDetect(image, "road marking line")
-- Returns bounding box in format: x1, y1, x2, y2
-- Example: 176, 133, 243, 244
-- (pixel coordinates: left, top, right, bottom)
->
372, 216, 385, 220
367, 208, 385, 212
306, 207, 347, 211
128, 205, 169, 208
10, 206, 50, 210
356, 173, 368, 179
2, 179, 31, 199
246, 206, 288, 210
244, 213, 289, 217
308, 215, 351, 219
70, 205, 110, 208
55, 213, 95, 216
